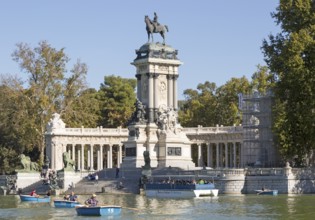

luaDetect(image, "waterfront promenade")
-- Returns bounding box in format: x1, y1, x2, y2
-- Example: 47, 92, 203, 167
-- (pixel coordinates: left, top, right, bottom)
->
3, 164, 315, 196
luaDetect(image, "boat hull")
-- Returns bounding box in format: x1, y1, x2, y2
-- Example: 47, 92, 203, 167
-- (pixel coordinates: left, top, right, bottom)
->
20, 195, 50, 203
54, 200, 80, 208
255, 190, 278, 195
145, 183, 219, 198
76, 205, 121, 216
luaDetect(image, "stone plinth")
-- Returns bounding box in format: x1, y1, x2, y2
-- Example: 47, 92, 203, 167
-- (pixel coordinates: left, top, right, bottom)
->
58, 170, 82, 192
122, 123, 160, 168
157, 129, 195, 170
16, 172, 40, 189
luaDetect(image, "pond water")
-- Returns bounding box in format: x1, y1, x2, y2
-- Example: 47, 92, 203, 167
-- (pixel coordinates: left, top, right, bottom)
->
1, 194, 315, 219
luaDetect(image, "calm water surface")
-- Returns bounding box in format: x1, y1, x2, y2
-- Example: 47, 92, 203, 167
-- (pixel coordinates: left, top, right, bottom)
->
1, 194, 315, 219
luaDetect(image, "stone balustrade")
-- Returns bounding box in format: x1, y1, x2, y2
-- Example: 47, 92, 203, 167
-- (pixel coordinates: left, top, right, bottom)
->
183, 125, 243, 134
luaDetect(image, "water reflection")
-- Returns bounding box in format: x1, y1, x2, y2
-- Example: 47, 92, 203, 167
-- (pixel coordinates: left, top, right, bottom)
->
1, 194, 315, 219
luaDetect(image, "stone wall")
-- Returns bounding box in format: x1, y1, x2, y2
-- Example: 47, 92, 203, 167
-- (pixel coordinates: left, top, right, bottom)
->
216, 167, 315, 194
171, 167, 315, 194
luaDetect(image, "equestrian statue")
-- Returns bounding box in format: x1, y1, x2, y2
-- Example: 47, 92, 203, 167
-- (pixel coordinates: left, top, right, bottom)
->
145, 12, 169, 44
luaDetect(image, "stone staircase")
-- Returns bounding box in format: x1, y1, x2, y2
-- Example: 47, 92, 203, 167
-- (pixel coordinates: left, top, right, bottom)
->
64, 168, 142, 195
20, 179, 51, 195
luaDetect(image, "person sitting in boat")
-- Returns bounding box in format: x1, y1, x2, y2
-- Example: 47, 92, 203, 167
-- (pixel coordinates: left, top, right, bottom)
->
69, 191, 78, 201
30, 189, 39, 197
85, 194, 98, 207
64, 193, 70, 200
46, 190, 51, 197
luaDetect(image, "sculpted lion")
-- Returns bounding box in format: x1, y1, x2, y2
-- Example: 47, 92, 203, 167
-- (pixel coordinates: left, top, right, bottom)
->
18, 154, 39, 171
62, 152, 75, 170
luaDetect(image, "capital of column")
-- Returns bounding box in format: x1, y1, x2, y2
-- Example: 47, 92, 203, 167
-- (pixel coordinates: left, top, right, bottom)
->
146, 72, 155, 78
166, 75, 173, 80
153, 73, 159, 78
173, 75, 179, 80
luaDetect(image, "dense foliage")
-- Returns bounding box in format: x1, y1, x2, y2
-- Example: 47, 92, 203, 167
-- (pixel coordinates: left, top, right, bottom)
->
262, 0, 315, 166
178, 65, 272, 127
0, 41, 139, 173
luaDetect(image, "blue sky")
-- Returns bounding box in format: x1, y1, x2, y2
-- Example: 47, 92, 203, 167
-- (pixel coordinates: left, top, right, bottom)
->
0, 0, 280, 99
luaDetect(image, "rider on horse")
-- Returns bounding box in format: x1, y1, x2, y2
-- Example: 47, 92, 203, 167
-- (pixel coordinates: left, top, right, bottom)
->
152, 12, 160, 32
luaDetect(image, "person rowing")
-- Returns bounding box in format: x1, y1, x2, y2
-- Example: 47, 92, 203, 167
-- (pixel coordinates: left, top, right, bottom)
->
85, 194, 98, 207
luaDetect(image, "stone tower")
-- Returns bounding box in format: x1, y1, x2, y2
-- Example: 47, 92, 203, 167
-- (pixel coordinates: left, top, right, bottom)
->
121, 42, 195, 169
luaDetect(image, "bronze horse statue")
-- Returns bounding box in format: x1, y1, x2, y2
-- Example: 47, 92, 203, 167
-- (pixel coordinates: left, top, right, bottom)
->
145, 15, 169, 44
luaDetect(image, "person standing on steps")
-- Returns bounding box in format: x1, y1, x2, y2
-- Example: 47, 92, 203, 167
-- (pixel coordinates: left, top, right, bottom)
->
95, 173, 98, 185
115, 166, 120, 178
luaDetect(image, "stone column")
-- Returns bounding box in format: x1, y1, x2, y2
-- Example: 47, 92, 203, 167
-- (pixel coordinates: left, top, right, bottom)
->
118, 144, 122, 168
173, 75, 179, 110
78, 149, 81, 170
109, 145, 113, 168
87, 150, 91, 170
81, 144, 85, 171
90, 145, 94, 171
147, 73, 154, 123
225, 142, 228, 168
233, 142, 237, 168
100, 145, 103, 170
136, 74, 141, 99
106, 146, 109, 169
97, 150, 100, 171
153, 73, 159, 117
216, 143, 219, 168
72, 145, 75, 161
198, 143, 203, 167
207, 143, 212, 168
167, 75, 173, 108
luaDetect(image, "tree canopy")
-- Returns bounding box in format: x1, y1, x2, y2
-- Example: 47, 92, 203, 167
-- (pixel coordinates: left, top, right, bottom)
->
262, 0, 315, 166
98, 75, 137, 128
0, 41, 91, 168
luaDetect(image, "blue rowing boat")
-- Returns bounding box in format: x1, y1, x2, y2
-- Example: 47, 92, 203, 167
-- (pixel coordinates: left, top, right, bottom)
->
255, 189, 278, 195
54, 200, 80, 208
76, 205, 122, 216
19, 194, 51, 203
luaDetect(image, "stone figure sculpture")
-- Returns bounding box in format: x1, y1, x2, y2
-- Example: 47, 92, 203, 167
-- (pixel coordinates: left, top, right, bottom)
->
156, 107, 178, 134
143, 151, 151, 170
127, 99, 147, 125
141, 151, 152, 186
18, 154, 40, 171
46, 113, 65, 132
62, 152, 75, 171
145, 13, 169, 44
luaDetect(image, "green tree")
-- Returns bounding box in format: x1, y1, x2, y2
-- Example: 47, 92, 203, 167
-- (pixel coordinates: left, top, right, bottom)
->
179, 81, 218, 127
0, 146, 19, 174
250, 65, 274, 95
215, 76, 251, 125
98, 75, 136, 127
262, 0, 315, 166
61, 61, 100, 128
9, 41, 90, 165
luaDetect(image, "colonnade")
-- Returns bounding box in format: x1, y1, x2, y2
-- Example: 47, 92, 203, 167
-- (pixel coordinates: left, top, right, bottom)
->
65, 144, 123, 171
195, 142, 242, 168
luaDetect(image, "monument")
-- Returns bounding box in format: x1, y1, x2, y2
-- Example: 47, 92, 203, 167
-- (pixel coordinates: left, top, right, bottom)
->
122, 13, 195, 170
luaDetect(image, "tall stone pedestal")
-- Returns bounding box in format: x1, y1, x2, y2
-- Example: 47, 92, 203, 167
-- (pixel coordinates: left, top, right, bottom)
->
121, 42, 195, 170
121, 124, 158, 168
